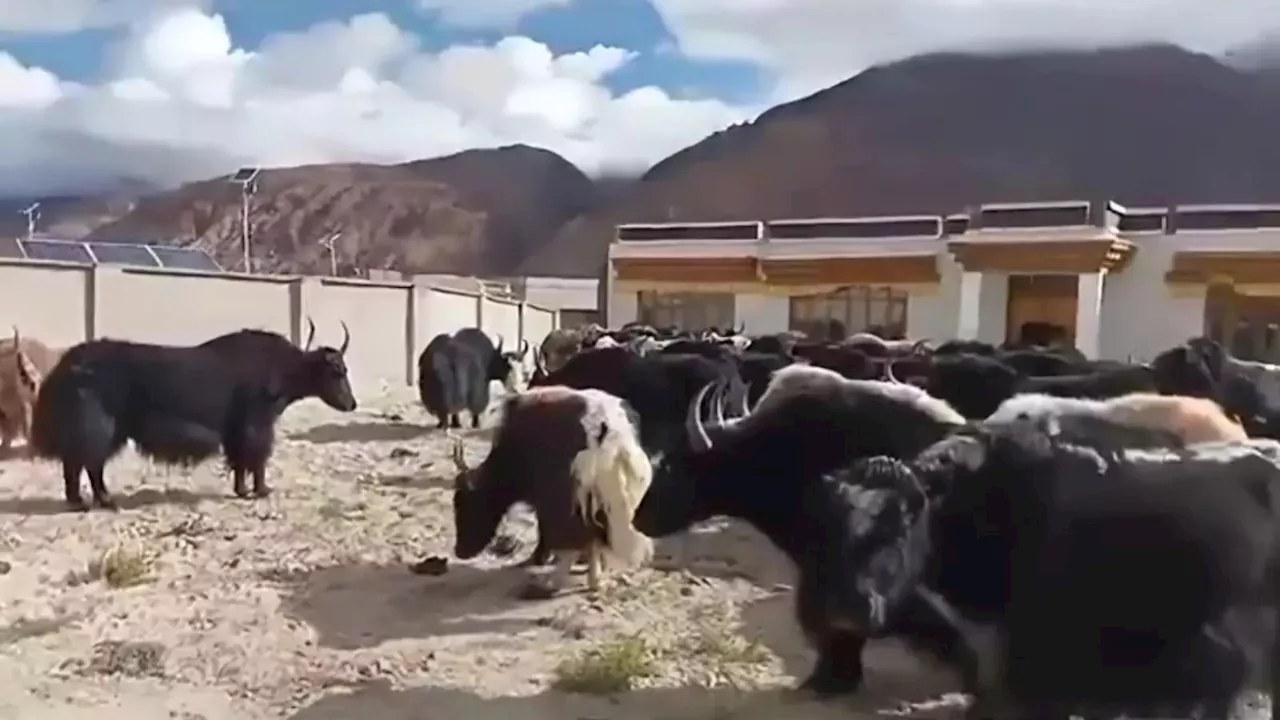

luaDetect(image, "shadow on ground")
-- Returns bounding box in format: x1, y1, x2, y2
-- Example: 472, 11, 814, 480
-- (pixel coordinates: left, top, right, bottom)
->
650, 518, 960, 707
291, 422, 433, 445
278, 561, 573, 650
287, 683, 905, 720
0, 487, 224, 516
652, 518, 795, 588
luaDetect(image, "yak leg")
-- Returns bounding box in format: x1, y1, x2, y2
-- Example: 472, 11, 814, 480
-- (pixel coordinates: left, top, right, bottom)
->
469, 411, 482, 429
232, 468, 249, 499
585, 545, 602, 595
448, 414, 462, 429
227, 415, 275, 499
63, 463, 88, 512
250, 465, 271, 498
518, 553, 575, 600
85, 463, 116, 511
798, 632, 866, 697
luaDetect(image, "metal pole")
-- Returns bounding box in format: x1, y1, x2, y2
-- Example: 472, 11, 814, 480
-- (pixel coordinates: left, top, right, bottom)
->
329, 239, 338, 277
240, 185, 252, 273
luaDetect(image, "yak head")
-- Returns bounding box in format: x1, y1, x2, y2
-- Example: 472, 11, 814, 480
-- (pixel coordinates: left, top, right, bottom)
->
0, 327, 43, 446
299, 318, 358, 412
808, 457, 936, 637
492, 336, 529, 393
448, 435, 505, 560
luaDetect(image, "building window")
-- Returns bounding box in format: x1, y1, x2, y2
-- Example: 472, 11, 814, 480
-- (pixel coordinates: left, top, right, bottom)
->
637, 291, 735, 330
789, 286, 907, 341
1204, 286, 1280, 363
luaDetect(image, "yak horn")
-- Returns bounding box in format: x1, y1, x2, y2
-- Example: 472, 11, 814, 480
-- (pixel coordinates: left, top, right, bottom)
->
885, 360, 904, 384
303, 317, 317, 350
339, 321, 350, 355
685, 381, 716, 453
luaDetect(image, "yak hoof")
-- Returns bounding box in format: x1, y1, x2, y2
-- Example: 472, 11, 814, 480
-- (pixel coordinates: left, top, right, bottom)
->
92, 496, 118, 512
66, 498, 90, 513
796, 673, 860, 699
517, 580, 562, 601
252, 485, 273, 499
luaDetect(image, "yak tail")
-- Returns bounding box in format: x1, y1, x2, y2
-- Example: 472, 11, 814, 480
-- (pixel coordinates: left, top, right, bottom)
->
571, 391, 654, 569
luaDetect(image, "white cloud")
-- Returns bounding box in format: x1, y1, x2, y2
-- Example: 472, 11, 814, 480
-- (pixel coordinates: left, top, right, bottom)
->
650, 0, 1280, 100
415, 0, 572, 30
0, 9, 758, 195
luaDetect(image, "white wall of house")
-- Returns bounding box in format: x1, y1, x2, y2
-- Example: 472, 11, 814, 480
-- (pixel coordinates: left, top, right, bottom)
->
733, 294, 790, 333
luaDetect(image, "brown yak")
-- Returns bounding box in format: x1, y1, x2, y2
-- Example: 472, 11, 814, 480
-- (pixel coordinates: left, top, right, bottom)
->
0, 327, 63, 456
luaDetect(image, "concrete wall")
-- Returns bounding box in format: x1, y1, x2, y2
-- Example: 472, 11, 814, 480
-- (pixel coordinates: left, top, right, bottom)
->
0, 259, 560, 391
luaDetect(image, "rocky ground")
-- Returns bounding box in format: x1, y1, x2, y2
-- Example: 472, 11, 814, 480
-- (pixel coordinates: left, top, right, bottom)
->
0, 388, 973, 719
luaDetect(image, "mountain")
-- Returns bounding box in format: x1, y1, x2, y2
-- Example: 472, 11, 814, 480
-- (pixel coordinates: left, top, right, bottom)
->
7, 44, 1280, 279
80, 145, 601, 276
520, 44, 1280, 277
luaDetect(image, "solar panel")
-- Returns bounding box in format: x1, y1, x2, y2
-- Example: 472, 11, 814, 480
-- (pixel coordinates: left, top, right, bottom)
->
0, 237, 24, 259
150, 246, 222, 272
231, 167, 260, 182
87, 242, 159, 268
21, 240, 92, 263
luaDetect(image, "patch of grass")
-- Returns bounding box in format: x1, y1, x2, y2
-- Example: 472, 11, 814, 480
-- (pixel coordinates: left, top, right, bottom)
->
551, 634, 659, 695
672, 605, 772, 690
84, 640, 166, 677
89, 546, 155, 588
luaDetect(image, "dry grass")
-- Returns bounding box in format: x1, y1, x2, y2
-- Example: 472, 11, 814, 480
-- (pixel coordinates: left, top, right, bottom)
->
551, 634, 660, 695
551, 603, 773, 696
89, 545, 155, 588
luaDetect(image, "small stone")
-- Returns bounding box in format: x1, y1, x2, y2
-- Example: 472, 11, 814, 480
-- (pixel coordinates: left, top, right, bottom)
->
409, 556, 448, 576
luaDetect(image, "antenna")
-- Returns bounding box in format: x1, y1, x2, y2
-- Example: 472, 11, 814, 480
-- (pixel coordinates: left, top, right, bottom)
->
20, 202, 39, 240
230, 167, 261, 273
320, 231, 340, 276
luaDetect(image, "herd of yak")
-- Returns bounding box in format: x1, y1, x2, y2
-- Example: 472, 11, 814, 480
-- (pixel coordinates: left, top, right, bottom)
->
4, 317, 1280, 719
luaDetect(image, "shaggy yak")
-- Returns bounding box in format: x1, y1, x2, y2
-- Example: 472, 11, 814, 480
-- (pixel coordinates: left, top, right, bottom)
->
449, 385, 654, 598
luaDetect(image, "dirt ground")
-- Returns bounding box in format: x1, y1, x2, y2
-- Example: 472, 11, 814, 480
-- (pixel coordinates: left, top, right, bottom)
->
0, 388, 970, 719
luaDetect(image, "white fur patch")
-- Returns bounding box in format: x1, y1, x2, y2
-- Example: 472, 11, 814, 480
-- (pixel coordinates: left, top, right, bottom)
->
594, 336, 619, 349
569, 387, 655, 569
755, 365, 966, 425
986, 392, 1247, 444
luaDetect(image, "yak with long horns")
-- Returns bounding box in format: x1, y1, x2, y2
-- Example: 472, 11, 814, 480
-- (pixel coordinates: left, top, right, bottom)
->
29, 320, 356, 511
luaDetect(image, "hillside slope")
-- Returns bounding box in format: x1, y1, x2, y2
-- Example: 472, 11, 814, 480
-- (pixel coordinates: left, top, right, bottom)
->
520, 45, 1280, 277
81, 145, 601, 276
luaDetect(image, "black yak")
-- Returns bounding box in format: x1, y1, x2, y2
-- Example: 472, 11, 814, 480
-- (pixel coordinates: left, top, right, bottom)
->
30, 320, 356, 511
417, 328, 528, 429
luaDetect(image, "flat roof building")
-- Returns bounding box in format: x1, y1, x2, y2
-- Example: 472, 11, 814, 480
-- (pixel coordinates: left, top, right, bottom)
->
605, 200, 1280, 361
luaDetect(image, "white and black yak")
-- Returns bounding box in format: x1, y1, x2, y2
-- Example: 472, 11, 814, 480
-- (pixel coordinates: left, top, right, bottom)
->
449, 385, 653, 598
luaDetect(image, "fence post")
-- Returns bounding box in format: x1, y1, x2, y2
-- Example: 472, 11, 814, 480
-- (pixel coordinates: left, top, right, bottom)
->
404, 284, 417, 386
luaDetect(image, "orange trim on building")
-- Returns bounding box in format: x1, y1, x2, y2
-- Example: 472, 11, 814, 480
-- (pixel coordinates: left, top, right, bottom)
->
1165, 251, 1280, 286
948, 239, 1135, 273
759, 256, 940, 286
611, 257, 759, 284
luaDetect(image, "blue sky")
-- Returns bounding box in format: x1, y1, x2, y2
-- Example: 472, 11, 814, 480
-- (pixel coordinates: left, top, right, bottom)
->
1, 0, 767, 103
